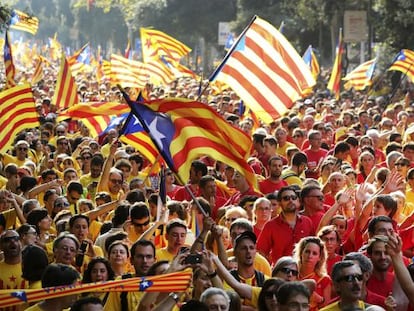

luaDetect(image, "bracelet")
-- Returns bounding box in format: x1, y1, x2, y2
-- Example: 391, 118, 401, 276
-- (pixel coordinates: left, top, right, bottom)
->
169, 292, 180, 303
207, 270, 218, 278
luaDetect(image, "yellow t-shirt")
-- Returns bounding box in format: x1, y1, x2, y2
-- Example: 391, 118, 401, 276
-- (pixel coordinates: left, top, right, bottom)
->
155, 247, 176, 263
0, 261, 28, 291
103, 275, 144, 311
226, 249, 272, 276
320, 300, 367, 311
276, 142, 296, 158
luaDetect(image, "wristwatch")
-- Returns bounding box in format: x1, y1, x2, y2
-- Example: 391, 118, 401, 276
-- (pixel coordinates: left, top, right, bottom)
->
169, 292, 180, 303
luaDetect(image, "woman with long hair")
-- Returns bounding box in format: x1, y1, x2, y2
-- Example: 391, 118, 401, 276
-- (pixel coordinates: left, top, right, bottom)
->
357, 150, 376, 184
294, 236, 331, 311
82, 257, 115, 305
257, 278, 285, 311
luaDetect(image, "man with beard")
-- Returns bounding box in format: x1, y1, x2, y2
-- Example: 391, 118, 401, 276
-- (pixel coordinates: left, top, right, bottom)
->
321, 261, 368, 311
104, 240, 156, 311
0, 230, 28, 297
259, 156, 288, 195
230, 231, 265, 285
366, 235, 395, 298
257, 186, 313, 265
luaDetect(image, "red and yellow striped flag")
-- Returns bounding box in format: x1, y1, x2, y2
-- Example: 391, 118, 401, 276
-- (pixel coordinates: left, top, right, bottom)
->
110, 54, 148, 88
327, 29, 345, 99
0, 84, 40, 153
0, 271, 192, 308
9, 10, 39, 35
52, 53, 79, 110
4, 31, 16, 89
31, 57, 44, 85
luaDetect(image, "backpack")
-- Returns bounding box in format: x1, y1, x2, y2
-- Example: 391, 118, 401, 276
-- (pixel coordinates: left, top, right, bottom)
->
230, 269, 265, 287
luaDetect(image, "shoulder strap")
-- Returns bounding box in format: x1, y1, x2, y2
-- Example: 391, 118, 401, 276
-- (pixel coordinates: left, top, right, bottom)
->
230, 269, 241, 282
120, 273, 133, 311
282, 172, 297, 180
254, 270, 265, 287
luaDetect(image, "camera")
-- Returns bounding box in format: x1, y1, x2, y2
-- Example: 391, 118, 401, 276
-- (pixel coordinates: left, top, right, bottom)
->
184, 254, 202, 264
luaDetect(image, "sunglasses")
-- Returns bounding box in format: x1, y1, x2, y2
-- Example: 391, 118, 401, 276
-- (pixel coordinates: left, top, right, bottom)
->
82, 156, 91, 160
1, 236, 20, 243
337, 274, 363, 283
58, 141, 68, 145
282, 195, 298, 201
307, 195, 324, 201
55, 202, 70, 208
278, 267, 299, 276
17, 147, 28, 151
132, 220, 150, 227
395, 163, 408, 167
264, 291, 278, 299
110, 179, 123, 185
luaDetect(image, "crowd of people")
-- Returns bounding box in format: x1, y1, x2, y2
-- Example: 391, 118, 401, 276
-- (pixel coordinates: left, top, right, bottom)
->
2, 64, 414, 311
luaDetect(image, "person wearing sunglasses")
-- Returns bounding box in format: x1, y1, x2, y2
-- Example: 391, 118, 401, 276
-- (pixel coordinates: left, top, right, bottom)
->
1, 140, 32, 168
0, 230, 28, 293
321, 261, 368, 311
271, 256, 299, 281
257, 186, 313, 266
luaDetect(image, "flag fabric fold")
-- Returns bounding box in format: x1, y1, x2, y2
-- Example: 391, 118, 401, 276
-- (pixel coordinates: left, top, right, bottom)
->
388, 49, 414, 83
209, 16, 315, 123
302, 45, 320, 80
9, 10, 39, 35
343, 58, 376, 90
127, 97, 256, 187
0, 84, 40, 153
4, 32, 16, 89
327, 29, 345, 99
110, 54, 148, 88
52, 53, 79, 111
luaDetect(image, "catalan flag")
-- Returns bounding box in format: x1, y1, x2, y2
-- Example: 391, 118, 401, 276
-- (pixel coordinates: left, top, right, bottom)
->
81, 116, 113, 138
343, 58, 376, 90
140, 27, 191, 62
209, 16, 315, 124
9, 9, 39, 35
0, 84, 40, 153
145, 59, 176, 85
0, 271, 192, 308
31, 57, 44, 85
303, 45, 320, 80
57, 101, 129, 121
388, 49, 414, 83
67, 43, 91, 76
327, 29, 345, 99
4, 32, 16, 89
126, 96, 257, 188
119, 113, 159, 164
48, 34, 62, 61
52, 53, 79, 111
110, 54, 148, 88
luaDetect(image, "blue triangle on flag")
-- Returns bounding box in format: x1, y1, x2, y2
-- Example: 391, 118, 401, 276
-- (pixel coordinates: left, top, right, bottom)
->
139, 277, 153, 291
11, 291, 27, 302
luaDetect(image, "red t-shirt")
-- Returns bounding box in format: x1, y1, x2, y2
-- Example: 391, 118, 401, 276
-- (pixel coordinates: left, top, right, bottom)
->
258, 178, 288, 195
304, 148, 328, 179
366, 271, 394, 298
257, 214, 314, 265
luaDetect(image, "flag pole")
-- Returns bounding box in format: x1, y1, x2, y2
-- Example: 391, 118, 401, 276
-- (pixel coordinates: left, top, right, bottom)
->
196, 15, 258, 100
117, 85, 209, 217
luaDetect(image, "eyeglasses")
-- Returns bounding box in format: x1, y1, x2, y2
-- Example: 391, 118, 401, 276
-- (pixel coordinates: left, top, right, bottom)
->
337, 274, 363, 283
17, 147, 28, 151
55, 201, 70, 208
395, 163, 408, 167
306, 195, 324, 201
322, 237, 338, 243
282, 195, 298, 201
110, 179, 123, 185
278, 267, 299, 276
132, 220, 150, 227
293, 135, 302, 138
82, 156, 91, 160
264, 291, 278, 299
1, 236, 20, 243
58, 141, 68, 145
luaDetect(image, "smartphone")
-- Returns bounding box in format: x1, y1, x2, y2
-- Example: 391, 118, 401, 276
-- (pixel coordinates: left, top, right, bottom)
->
184, 254, 202, 264
75, 240, 88, 267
